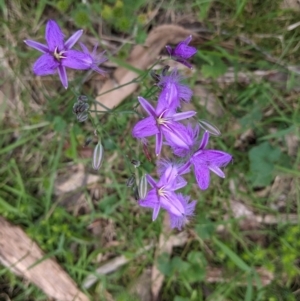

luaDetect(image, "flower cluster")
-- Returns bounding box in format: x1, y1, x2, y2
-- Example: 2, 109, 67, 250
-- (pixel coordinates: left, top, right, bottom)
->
24, 20, 106, 89
132, 36, 232, 230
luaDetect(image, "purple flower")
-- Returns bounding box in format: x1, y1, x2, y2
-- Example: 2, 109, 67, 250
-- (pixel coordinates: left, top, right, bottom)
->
166, 35, 197, 69
24, 20, 93, 89
132, 96, 196, 156
80, 43, 107, 75
166, 123, 200, 157
138, 165, 187, 222
181, 131, 232, 190
157, 68, 193, 110
169, 194, 196, 230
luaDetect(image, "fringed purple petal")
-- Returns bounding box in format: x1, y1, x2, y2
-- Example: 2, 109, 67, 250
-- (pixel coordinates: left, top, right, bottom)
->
178, 84, 193, 102
169, 194, 196, 230
132, 116, 158, 139
24, 40, 48, 53
58, 65, 68, 89
33, 53, 59, 75
45, 20, 64, 52
79, 43, 107, 74
80, 42, 89, 54
156, 82, 180, 112
64, 29, 83, 50
62, 50, 92, 70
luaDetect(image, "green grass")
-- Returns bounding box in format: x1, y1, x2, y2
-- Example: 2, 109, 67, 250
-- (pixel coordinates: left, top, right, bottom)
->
0, 0, 300, 300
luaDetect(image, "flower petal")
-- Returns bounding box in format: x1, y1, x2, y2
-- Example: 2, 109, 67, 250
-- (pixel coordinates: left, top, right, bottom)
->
61, 50, 92, 70
139, 188, 161, 221
194, 164, 210, 190
138, 96, 156, 117
162, 121, 193, 149
146, 174, 157, 188
194, 149, 232, 167
64, 29, 83, 50
169, 194, 196, 230
173, 57, 193, 69
208, 165, 225, 178
199, 131, 209, 150
172, 110, 196, 121
33, 53, 59, 75
177, 160, 192, 175
156, 82, 179, 113
155, 132, 163, 156
178, 83, 193, 103
165, 45, 172, 56
132, 116, 159, 139
24, 40, 48, 53
173, 176, 187, 190
174, 36, 197, 59
160, 192, 185, 216
45, 20, 65, 52
58, 65, 68, 89
152, 204, 161, 221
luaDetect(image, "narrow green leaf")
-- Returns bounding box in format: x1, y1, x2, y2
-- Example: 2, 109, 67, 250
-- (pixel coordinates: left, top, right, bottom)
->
213, 237, 251, 272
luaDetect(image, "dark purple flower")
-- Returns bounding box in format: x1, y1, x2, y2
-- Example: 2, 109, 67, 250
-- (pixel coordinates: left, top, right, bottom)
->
132, 96, 196, 156
80, 43, 107, 75
157, 68, 193, 110
166, 35, 197, 69
24, 20, 93, 89
180, 131, 232, 190
138, 165, 187, 222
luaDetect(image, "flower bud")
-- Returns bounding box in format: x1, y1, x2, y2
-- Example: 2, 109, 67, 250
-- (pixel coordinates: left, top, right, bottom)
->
92, 142, 104, 170
73, 102, 89, 115
77, 111, 88, 122
77, 95, 88, 102
138, 174, 148, 199
131, 159, 141, 168
126, 174, 135, 187
199, 119, 221, 136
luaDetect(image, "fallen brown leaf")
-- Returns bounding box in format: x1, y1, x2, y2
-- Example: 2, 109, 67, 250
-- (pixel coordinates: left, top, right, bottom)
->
0, 216, 89, 301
